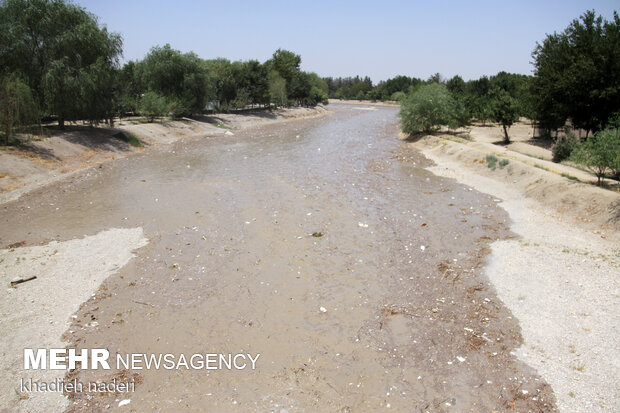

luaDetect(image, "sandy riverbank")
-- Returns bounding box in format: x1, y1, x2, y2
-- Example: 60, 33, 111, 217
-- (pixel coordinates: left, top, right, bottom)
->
409, 125, 619, 411
0, 106, 330, 205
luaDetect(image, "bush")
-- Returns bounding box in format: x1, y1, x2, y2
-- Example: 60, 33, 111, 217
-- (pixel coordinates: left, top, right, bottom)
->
570, 127, 620, 184
499, 158, 510, 169
485, 154, 498, 170
399, 83, 468, 135
552, 133, 578, 162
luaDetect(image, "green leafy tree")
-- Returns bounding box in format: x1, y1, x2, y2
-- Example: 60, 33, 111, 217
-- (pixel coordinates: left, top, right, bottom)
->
399, 83, 467, 134
490, 88, 519, 143
390, 91, 406, 102
531, 10, 620, 133
288, 72, 311, 106
571, 128, 620, 184
268, 71, 287, 108
446, 75, 466, 94
269, 49, 301, 86
0, 76, 38, 145
308, 86, 328, 105
135, 45, 211, 116
139, 91, 167, 122
0, 0, 122, 127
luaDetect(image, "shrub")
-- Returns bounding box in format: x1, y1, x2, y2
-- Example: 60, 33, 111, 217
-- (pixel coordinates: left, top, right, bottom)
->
570, 127, 620, 184
552, 133, 578, 162
499, 158, 510, 169
485, 154, 498, 170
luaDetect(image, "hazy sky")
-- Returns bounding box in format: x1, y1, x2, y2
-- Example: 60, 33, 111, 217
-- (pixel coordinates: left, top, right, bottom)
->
75, 0, 618, 82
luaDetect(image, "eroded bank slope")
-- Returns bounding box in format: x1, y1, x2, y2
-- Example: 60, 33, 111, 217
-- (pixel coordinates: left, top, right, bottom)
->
0, 106, 329, 205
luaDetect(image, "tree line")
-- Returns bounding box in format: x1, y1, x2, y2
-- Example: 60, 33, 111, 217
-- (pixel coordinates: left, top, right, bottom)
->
324, 10, 618, 182
327, 10, 619, 141
0, 0, 328, 144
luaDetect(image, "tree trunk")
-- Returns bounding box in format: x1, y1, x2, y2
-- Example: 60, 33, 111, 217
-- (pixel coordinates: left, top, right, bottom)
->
4, 124, 10, 146
59, 116, 65, 129
502, 124, 509, 143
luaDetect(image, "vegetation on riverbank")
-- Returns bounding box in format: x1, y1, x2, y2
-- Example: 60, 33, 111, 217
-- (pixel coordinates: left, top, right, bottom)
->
0, 0, 328, 145
394, 10, 619, 184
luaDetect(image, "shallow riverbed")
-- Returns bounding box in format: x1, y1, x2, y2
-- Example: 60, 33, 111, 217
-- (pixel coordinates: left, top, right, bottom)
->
0, 104, 555, 411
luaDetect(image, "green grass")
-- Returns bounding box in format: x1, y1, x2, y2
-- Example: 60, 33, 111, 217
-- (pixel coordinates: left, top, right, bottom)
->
213, 122, 232, 130
113, 131, 142, 147
561, 172, 580, 181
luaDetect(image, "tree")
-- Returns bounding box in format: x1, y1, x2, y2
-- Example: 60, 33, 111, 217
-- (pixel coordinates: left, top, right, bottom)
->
531, 10, 620, 134
0, 0, 122, 127
139, 91, 167, 122
134, 45, 211, 116
269, 49, 301, 86
288, 72, 311, 106
268, 71, 287, 108
571, 127, 620, 184
0, 76, 38, 145
490, 88, 519, 143
399, 83, 467, 135
446, 75, 466, 94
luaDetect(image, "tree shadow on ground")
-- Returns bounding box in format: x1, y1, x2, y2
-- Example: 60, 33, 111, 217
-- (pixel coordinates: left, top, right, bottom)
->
491, 139, 511, 146
9, 140, 60, 161
525, 136, 554, 150
403, 129, 471, 143
192, 107, 281, 124
43, 125, 139, 152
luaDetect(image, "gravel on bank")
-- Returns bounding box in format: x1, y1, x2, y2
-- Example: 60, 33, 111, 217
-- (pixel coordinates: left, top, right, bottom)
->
419, 146, 620, 412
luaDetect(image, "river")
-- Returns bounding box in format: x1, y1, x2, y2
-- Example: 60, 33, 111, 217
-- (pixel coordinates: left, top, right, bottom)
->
1, 104, 555, 411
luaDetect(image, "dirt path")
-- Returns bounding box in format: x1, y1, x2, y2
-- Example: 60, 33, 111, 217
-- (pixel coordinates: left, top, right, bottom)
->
1, 104, 555, 411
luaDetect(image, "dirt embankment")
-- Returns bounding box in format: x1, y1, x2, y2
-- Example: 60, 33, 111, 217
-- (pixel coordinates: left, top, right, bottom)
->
408, 123, 619, 237
0, 106, 330, 205
407, 123, 620, 412
328, 98, 401, 107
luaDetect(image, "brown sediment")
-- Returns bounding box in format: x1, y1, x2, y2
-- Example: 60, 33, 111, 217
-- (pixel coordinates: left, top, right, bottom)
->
1, 104, 555, 411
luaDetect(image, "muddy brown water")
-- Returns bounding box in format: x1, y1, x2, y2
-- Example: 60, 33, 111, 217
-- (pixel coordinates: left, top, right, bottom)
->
0, 104, 556, 412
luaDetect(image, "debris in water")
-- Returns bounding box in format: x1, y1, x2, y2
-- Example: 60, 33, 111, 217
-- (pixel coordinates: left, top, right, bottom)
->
456, 356, 466, 362
312, 232, 323, 238
319, 306, 327, 313
118, 399, 131, 407
420, 245, 426, 251
10, 276, 37, 286
358, 222, 368, 228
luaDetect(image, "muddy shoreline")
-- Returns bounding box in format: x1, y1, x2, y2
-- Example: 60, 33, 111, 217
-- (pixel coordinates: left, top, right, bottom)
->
2, 104, 556, 411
